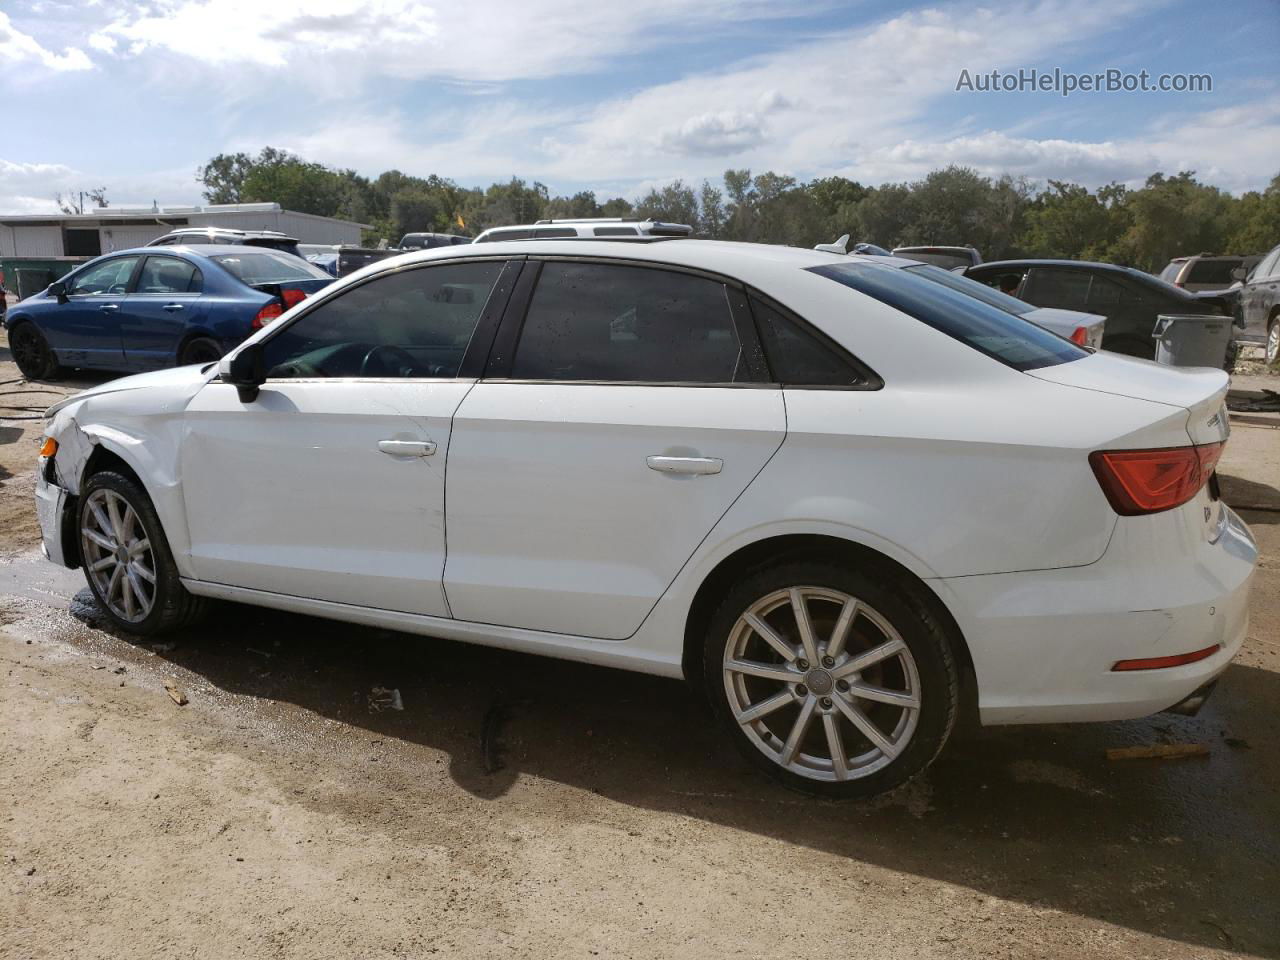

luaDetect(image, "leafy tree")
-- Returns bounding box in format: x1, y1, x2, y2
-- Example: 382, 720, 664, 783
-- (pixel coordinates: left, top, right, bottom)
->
55, 187, 108, 214
634, 180, 699, 226
698, 180, 726, 238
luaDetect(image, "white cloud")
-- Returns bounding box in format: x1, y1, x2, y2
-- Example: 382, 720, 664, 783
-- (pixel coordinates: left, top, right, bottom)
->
661, 111, 768, 156
0, 10, 91, 71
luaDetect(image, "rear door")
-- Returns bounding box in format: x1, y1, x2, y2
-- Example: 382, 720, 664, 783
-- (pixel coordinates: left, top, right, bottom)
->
44, 255, 141, 369
120, 255, 207, 370
443, 258, 785, 639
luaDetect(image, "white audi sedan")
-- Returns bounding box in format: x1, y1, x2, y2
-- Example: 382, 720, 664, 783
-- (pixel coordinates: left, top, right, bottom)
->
34, 239, 1256, 798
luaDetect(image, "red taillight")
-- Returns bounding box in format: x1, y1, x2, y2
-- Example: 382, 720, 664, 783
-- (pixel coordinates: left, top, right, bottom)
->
281, 288, 307, 309
1069, 326, 1089, 345
252, 302, 283, 329
1089, 442, 1224, 516
1112, 644, 1220, 671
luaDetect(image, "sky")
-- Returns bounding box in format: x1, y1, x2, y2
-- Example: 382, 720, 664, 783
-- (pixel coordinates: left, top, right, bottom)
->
0, 0, 1277, 214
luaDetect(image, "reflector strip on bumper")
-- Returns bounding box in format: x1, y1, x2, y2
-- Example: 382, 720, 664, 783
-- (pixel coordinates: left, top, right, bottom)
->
1112, 644, 1220, 671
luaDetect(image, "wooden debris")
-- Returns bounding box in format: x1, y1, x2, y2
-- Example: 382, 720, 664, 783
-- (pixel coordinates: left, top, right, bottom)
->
1106, 743, 1208, 761
163, 682, 188, 706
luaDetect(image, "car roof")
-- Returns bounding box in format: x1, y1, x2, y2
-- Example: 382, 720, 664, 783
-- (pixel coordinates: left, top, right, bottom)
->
102, 244, 299, 259
974, 258, 1139, 274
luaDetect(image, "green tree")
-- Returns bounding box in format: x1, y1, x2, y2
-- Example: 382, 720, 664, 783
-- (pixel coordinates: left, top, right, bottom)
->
634, 180, 699, 225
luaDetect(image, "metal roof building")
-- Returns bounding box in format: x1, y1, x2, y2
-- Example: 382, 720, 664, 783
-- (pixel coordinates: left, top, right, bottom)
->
0, 202, 370, 259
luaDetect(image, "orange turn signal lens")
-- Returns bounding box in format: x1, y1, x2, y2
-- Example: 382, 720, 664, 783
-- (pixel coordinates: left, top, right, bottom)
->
39, 437, 58, 458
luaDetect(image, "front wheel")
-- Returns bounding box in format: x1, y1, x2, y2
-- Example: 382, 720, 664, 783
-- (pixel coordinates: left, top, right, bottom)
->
703, 560, 959, 798
1267, 318, 1279, 367
179, 336, 223, 366
78, 470, 208, 635
9, 322, 61, 380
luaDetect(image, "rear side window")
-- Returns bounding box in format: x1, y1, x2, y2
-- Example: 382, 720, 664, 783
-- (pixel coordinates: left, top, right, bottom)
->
532, 228, 577, 239
750, 296, 870, 387
137, 257, 201, 294
478, 229, 532, 243
594, 226, 639, 236
212, 251, 329, 284
1022, 268, 1092, 310
510, 262, 744, 383
809, 261, 1087, 371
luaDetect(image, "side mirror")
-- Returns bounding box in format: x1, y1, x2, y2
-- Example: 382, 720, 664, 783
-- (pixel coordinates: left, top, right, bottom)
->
1230, 266, 1247, 282
223, 342, 266, 403
49, 280, 68, 303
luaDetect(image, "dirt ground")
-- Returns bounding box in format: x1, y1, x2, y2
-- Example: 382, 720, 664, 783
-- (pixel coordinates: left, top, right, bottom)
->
1, 329, 1278, 960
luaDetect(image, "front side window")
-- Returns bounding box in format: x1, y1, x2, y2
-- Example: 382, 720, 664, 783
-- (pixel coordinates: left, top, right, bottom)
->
212, 251, 329, 285
67, 257, 139, 296
809, 261, 1087, 371
509, 262, 744, 383
137, 257, 201, 294
1086, 274, 1128, 311
261, 260, 504, 379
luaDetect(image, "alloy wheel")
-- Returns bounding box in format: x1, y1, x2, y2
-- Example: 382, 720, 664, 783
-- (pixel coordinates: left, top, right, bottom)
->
1268, 322, 1279, 366
80, 488, 157, 623
723, 586, 921, 782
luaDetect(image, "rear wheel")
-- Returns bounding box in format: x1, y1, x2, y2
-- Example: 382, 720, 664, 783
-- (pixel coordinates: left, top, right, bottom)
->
703, 559, 958, 798
1267, 317, 1279, 367
179, 336, 222, 366
9, 322, 60, 380
78, 470, 208, 635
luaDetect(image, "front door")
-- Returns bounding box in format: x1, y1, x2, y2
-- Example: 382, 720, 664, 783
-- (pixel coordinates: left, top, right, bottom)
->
180, 257, 515, 616
443, 259, 786, 639
45, 255, 140, 369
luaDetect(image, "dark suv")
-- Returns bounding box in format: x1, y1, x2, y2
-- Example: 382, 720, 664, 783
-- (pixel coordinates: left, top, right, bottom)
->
966, 259, 1226, 359
1236, 242, 1280, 364
148, 228, 303, 261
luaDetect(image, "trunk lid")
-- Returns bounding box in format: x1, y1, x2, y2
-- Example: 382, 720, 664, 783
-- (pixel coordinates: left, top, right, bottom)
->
1027, 351, 1229, 445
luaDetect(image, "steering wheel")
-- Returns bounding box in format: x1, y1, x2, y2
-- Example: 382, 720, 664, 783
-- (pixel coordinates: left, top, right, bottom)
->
360, 344, 418, 377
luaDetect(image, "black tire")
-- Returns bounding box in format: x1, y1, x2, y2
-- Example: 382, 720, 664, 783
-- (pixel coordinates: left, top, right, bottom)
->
9, 322, 61, 380
179, 336, 223, 366
1223, 339, 1239, 373
77, 469, 209, 636
701, 558, 959, 799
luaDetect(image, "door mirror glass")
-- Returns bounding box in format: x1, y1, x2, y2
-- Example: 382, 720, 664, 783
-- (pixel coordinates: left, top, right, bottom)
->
224, 342, 266, 403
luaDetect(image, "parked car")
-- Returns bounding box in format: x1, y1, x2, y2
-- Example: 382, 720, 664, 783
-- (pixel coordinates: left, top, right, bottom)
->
301, 244, 399, 278
1158, 253, 1262, 292
473, 218, 693, 243
1233, 242, 1280, 364
891, 245, 982, 270
34, 240, 1253, 798
399, 232, 472, 250
4, 245, 333, 378
966, 259, 1227, 359
148, 228, 304, 261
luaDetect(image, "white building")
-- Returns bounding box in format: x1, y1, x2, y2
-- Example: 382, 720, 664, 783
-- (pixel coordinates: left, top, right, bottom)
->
0, 202, 370, 258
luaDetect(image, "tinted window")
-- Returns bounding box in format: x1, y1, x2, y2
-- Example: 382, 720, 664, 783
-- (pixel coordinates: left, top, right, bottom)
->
212, 251, 329, 284
751, 296, 868, 386
261, 261, 503, 379
533, 228, 577, 238
1186, 259, 1238, 284
1159, 261, 1185, 283
68, 257, 139, 296
137, 257, 201, 294
1086, 274, 1127, 311
477, 229, 532, 243
1023, 268, 1092, 310
176, 233, 211, 245
510, 262, 743, 383
594, 227, 639, 236
904, 263, 1033, 315
809, 261, 1087, 371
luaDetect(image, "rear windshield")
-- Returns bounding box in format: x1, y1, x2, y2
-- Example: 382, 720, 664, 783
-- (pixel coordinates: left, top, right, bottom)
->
1186, 259, 1239, 284
809, 261, 1087, 371
903, 263, 1034, 316
1159, 261, 1186, 283
212, 251, 329, 284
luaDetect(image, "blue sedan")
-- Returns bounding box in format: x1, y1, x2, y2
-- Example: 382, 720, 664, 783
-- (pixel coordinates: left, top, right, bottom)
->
4, 245, 334, 379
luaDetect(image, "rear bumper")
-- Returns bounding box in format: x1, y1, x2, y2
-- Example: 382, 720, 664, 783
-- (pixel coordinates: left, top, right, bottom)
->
938, 504, 1256, 725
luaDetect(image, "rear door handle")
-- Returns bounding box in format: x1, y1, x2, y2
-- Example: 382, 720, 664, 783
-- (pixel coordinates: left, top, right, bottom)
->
99, 304, 119, 312
646, 455, 722, 476
163, 303, 184, 312
378, 439, 436, 457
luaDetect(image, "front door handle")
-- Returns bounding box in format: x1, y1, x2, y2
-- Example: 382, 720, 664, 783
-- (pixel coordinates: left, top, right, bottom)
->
646, 455, 722, 476
163, 303, 184, 312
99, 304, 119, 313
378, 439, 436, 457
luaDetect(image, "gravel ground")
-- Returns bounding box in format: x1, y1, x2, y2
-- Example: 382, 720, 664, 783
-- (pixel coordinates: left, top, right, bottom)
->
1, 329, 1278, 960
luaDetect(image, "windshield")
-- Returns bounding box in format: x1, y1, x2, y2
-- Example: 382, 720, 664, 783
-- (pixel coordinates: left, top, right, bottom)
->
903, 263, 1034, 316
809, 261, 1088, 371
212, 251, 330, 284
